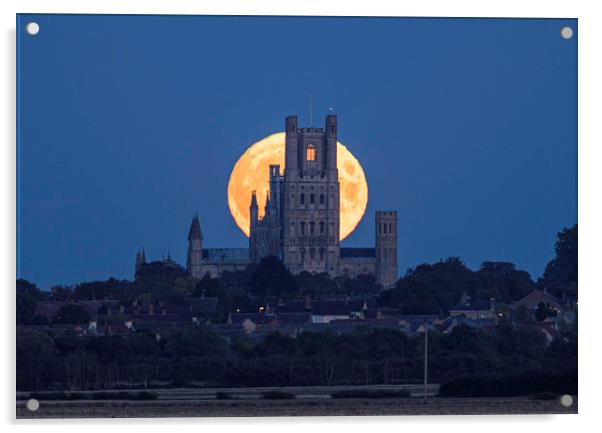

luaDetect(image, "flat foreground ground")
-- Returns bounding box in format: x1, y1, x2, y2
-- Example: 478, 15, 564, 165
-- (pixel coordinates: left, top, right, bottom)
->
17, 396, 577, 418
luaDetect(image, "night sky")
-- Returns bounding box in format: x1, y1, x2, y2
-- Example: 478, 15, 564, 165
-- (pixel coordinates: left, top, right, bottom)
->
17, 15, 577, 289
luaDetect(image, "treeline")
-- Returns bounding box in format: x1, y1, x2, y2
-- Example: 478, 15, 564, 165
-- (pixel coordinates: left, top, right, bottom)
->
17, 320, 577, 393
17, 225, 577, 324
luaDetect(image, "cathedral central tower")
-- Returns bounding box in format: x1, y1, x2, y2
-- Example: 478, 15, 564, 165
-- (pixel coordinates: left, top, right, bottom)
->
281, 114, 340, 275
246, 113, 397, 287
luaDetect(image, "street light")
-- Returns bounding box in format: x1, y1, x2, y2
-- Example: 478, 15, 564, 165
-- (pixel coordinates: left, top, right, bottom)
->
423, 319, 428, 404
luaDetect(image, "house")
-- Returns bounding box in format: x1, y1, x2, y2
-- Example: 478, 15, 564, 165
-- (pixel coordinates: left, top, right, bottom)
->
275, 313, 312, 325
271, 299, 311, 314
403, 320, 439, 335
516, 290, 562, 312
330, 318, 401, 332
227, 312, 276, 326
362, 308, 380, 319
33, 301, 63, 321
398, 314, 439, 323
310, 301, 351, 323
302, 321, 358, 335
348, 299, 368, 319
449, 299, 497, 320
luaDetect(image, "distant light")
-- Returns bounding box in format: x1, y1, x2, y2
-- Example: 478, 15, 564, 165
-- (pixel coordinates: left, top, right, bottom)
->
236, 308, 240, 313
26, 22, 40, 35
561, 27, 573, 40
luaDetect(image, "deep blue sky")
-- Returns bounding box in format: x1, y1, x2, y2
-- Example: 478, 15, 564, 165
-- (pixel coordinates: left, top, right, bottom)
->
17, 15, 577, 289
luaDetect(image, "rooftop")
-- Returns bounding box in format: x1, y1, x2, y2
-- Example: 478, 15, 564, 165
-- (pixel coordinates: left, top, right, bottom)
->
203, 248, 250, 263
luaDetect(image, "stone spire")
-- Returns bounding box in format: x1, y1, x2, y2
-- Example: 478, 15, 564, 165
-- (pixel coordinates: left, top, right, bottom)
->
188, 213, 202, 241
249, 191, 259, 261
264, 190, 271, 212
187, 213, 203, 278
135, 247, 147, 276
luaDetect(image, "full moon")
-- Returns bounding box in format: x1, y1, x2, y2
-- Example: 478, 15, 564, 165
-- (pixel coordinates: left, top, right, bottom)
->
227, 132, 368, 240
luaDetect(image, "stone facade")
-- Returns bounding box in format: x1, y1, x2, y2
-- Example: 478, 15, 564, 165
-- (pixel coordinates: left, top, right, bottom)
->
248, 114, 398, 288
137, 115, 399, 288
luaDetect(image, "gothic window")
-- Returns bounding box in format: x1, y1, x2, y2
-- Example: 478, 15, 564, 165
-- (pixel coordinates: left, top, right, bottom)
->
319, 221, 325, 235
309, 221, 315, 236
300, 248, 306, 263
310, 194, 315, 204
310, 247, 316, 260
319, 247, 325, 261
320, 194, 325, 205
306, 144, 316, 161
291, 222, 295, 235
300, 221, 306, 235
300, 193, 305, 205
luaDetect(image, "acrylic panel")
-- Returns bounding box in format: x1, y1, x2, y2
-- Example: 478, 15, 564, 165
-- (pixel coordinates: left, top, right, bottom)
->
16, 14, 578, 418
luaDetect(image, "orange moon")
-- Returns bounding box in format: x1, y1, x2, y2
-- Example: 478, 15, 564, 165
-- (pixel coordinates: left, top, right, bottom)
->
227, 132, 368, 241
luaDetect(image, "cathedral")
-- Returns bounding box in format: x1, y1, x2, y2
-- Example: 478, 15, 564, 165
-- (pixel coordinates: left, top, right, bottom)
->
136, 114, 398, 288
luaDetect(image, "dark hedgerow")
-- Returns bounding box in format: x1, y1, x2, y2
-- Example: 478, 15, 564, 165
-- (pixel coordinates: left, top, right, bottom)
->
439, 370, 577, 398
331, 389, 411, 399
529, 391, 561, 400
261, 390, 295, 399
215, 391, 234, 400
29, 391, 158, 401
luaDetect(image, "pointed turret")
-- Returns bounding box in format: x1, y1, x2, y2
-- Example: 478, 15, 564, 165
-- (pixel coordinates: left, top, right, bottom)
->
188, 213, 203, 241
135, 247, 147, 276
187, 213, 203, 278
250, 191, 259, 225
264, 190, 271, 212
249, 191, 259, 261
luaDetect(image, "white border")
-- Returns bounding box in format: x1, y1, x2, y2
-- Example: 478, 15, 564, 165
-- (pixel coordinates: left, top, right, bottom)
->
2, 0, 600, 431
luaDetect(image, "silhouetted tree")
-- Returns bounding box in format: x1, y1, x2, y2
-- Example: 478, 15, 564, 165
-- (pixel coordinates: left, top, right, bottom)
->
248, 256, 298, 298
535, 302, 557, 322
52, 304, 90, 324
380, 257, 478, 314
296, 271, 338, 297
476, 261, 535, 302
17, 279, 43, 325
193, 273, 224, 298
542, 224, 578, 297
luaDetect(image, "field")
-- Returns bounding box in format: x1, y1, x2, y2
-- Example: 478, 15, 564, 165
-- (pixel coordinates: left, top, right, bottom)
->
16, 386, 577, 418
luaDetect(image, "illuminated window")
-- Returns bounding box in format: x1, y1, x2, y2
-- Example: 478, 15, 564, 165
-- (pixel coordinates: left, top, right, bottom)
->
306, 144, 316, 161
